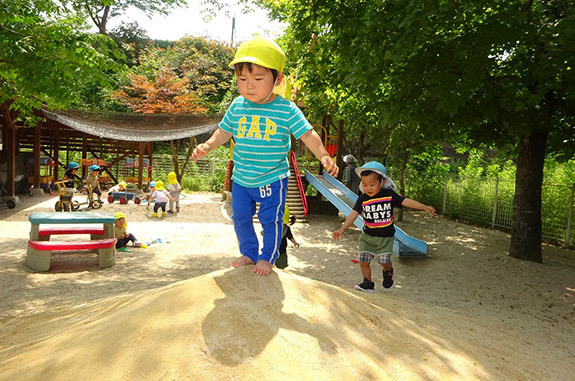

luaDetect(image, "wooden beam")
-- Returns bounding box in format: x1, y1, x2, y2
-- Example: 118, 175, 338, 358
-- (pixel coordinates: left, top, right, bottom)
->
336, 119, 344, 181
137, 142, 144, 189
33, 124, 41, 188
0, 102, 16, 196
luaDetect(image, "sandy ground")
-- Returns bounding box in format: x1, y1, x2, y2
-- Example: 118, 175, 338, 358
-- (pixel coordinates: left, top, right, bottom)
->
0, 191, 574, 380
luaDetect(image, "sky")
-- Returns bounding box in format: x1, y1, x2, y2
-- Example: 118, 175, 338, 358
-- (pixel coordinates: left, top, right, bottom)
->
107, 1, 286, 44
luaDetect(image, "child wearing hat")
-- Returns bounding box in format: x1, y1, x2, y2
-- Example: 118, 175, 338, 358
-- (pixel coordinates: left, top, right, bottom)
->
167, 172, 182, 213
150, 181, 175, 218
332, 161, 436, 293
86, 164, 102, 203
107, 180, 127, 194
62, 162, 80, 189
192, 37, 338, 276
114, 212, 142, 248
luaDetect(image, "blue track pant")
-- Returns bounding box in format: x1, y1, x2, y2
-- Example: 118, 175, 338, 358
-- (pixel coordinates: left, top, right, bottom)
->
232, 177, 287, 264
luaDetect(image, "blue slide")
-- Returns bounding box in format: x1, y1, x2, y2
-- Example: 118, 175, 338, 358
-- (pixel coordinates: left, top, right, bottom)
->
305, 170, 428, 258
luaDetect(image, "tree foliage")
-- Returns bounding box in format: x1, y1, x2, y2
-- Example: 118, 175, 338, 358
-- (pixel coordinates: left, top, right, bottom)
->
260, 0, 575, 262
110, 67, 207, 113
65, 0, 187, 35
119, 36, 235, 111
0, 0, 120, 124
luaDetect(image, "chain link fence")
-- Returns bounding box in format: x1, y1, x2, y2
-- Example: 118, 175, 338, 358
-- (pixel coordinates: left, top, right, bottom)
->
391, 170, 575, 247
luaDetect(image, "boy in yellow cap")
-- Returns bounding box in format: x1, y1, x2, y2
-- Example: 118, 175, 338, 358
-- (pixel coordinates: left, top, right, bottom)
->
114, 212, 143, 248
192, 37, 338, 276
167, 172, 182, 213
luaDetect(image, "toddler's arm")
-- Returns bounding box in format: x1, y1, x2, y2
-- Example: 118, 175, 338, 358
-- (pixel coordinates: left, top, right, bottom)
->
192, 128, 233, 161
290, 238, 300, 247
299, 130, 339, 177
332, 210, 360, 240
402, 198, 436, 215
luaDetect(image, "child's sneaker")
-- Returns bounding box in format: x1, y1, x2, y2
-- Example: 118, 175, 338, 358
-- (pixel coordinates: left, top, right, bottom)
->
354, 278, 375, 293
167, 209, 174, 213
153, 212, 158, 218
382, 268, 395, 289
176, 207, 180, 213
162, 211, 166, 217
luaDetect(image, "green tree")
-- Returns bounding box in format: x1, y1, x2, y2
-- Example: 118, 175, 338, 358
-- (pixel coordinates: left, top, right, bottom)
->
0, 0, 120, 123
66, 0, 187, 35
127, 36, 235, 111
263, 0, 575, 263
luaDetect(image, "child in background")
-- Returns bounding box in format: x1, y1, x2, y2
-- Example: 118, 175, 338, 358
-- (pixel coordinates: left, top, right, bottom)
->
192, 37, 338, 276
332, 161, 436, 293
276, 205, 299, 270
86, 164, 102, 202
62, 162, 80, 189
146, 181, 156, 210
114, 212, 142, 248
167, 172, 182, 213
107, 180, 127, 194
150, 181, 175, 218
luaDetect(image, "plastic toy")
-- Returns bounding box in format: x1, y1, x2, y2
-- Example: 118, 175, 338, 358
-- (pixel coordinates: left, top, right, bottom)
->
108, 191, 141, 205
72, 184, 102, 210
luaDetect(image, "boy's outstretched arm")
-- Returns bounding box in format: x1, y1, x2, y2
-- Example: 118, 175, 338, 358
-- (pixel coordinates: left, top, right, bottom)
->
192, 128, 233, 161
402, 198, 436, 215
299, 130, 339, 177
332, 210, 360, 240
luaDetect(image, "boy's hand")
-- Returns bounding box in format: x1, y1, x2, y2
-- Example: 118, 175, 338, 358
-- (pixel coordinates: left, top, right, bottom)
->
320, 155, 339, 177
192, 143, 210, 162
425, 205, 437, 215
332, 229, 344, 240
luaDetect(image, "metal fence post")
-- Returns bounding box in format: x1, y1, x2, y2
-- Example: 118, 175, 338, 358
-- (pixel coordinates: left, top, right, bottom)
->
492, 177, 500, 228
566, 184, 574, 245
442, 174, 448, 214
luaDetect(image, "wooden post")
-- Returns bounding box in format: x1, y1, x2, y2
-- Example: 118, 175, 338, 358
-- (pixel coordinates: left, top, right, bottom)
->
137, 142, 144, 189
33, 124, 41, 189
0, 103, 16, 196
336, 119, 344, 181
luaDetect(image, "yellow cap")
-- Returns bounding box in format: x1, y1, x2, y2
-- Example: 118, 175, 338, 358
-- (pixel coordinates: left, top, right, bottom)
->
229, 37, 285, 72
168, 172, 177, 185
155, 181, 165, 191
114, 212, 127, 228
119, 181, 127, 188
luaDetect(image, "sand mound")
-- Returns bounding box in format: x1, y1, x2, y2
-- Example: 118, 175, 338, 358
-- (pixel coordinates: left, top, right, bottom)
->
0, 266, 532, 380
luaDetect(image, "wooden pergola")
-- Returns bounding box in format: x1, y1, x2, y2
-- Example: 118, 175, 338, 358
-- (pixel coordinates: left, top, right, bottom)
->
0, 104, 218, 197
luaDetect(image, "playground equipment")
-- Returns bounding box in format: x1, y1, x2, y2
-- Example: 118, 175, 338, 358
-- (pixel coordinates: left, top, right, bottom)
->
72, 184, 103, 210
305, 170, 429, 258
108, 191, 141, 205
54, 180, 74, 212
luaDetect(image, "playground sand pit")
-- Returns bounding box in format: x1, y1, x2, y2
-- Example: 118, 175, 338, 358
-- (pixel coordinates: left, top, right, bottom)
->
0, 192, 574, 380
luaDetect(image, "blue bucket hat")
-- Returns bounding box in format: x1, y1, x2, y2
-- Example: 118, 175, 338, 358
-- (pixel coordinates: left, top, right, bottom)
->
355, 161, 387, 178
68, 162, 80, 170
89, 164, 101, 171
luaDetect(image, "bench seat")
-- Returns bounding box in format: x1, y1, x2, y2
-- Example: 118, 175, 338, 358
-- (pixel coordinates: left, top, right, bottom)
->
28, 238, 116, 251
38, 226, 105, 240
26, 238, 117, 271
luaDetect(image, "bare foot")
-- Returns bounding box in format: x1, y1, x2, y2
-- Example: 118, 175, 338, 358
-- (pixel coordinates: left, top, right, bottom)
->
253, 260, 273, 276
231, 255, 255, 268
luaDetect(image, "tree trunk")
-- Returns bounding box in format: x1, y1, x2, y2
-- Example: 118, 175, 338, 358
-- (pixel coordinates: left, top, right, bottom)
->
509, 128, 547, 262
395, 162, 407, 222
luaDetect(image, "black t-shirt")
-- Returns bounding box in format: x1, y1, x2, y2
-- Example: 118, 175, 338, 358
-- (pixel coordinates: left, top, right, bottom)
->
63, 169, 76, 188
352, 189, 405, 237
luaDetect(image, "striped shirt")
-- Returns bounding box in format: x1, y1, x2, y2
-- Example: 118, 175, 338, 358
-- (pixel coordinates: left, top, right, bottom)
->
219, 95, 312, 188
